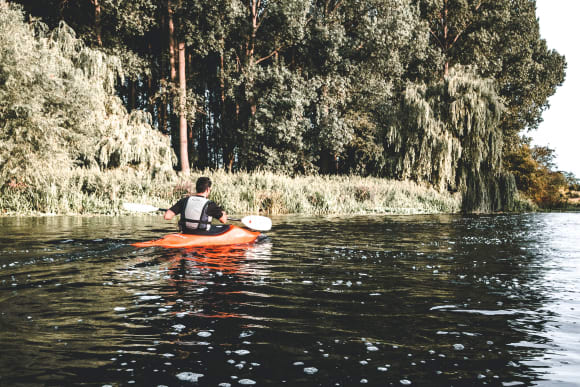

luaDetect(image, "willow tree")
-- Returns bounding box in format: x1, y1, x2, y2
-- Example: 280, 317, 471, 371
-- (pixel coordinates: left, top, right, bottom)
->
416, 0, 566, 139
0, 2, 174, 188
385, 68, 515, 212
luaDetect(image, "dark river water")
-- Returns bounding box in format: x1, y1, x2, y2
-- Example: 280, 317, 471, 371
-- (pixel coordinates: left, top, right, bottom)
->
1, 213, 579, 386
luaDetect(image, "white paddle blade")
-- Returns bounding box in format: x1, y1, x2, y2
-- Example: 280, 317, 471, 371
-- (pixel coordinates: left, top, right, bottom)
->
123, 203, 161, 213
241, 215, 272, 231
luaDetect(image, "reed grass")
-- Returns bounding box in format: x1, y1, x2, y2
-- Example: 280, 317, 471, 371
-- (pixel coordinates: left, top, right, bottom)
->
1, 168, 463, 216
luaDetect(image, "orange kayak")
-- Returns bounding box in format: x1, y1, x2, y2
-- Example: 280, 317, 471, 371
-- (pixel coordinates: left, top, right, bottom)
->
132, 225, 261, 248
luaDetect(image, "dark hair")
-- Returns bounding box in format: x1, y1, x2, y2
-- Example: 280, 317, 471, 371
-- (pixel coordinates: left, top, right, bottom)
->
196, 177, 212, 193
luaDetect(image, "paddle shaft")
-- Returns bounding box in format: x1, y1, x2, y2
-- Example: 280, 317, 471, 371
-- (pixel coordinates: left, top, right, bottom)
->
158, 206, 240, 222
158, 207, 239, 221
123, 202, 270, 231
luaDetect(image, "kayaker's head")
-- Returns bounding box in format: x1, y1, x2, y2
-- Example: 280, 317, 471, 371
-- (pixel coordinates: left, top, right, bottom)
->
195, 176, 212, 197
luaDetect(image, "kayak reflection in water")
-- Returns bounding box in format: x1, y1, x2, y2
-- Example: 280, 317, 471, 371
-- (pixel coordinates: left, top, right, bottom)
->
163, 176, 229, 235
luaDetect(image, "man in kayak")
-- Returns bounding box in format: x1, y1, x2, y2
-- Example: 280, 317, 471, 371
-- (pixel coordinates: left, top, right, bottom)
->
163, 177, 229, 234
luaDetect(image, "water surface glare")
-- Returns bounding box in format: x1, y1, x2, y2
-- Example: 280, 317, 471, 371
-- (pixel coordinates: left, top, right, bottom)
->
1, 213, 579, 386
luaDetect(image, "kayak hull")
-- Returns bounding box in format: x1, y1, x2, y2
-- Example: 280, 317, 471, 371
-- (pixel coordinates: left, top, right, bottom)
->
132, 225, 261, 248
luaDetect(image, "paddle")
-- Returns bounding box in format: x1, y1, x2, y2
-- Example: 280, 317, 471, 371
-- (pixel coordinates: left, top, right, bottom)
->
122, 202, 272, 231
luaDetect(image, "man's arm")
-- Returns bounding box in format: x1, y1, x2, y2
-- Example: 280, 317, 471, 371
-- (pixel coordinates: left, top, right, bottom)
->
208, 201, 227, 223
165, 197, 185, 220
164, 209, 176, 220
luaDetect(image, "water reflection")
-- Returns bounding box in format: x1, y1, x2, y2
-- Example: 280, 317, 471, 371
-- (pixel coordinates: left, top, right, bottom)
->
1, 213, 579, 385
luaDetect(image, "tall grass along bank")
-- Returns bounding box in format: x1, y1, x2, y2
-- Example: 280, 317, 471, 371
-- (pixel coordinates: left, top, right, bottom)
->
1, 169, 466, 216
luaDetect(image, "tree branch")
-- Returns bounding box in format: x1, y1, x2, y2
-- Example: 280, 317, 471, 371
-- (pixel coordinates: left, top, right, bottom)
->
255, 45, 284, 65
429, 28, 444, 50
448, 0, 487, 50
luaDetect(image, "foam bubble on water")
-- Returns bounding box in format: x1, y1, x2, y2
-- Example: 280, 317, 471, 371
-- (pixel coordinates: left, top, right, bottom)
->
239, 330, 254, 338
304, 367, 318, 375
239, 379, 256, 385
218, 383, 231, 387
197, 331, 212, 337
176, 372, 204, 382
378, 366, 388, 372
293, 361, 304, 366
172, 324, 186, 332
366, 346, 379, 352
235, 350, 250, 356
453, 344, 465, 351
114, 307, 126, 312
400, 380, 412, 385
360, 379, 368, 383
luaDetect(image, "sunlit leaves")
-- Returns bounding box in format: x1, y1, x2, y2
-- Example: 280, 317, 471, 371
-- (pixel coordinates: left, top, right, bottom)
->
0, 2, 174, 189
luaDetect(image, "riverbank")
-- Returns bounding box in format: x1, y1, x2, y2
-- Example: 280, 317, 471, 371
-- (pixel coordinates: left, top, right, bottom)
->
1, 169, 472, 216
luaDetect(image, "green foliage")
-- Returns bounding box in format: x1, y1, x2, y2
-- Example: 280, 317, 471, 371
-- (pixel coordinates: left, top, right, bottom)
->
243, 65, 314, 172
2, 0, 567, 214
0, 167, 174, 215
504, 137, 570, 208
0, 168, 461, 215
416, 0, 566, 138
0, 2, 175, 194
178, 170, 461, 216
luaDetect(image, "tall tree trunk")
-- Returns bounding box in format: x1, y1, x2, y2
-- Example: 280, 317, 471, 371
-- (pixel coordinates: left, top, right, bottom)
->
443, 0, 449, 76
219, 52, 232, 171
168, 0, 177, 83
178, 41, 189, 175
159, 11, 168, 133
90, 0, 102, 46
167, 0, 179, 161
128, 79, 136, 111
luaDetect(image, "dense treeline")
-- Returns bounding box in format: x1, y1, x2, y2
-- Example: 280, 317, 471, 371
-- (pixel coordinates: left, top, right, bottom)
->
1, 0, 568, 212
505, 137, 579, 209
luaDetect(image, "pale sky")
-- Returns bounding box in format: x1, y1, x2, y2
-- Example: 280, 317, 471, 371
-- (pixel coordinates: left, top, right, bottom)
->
533, 0, 580, 177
